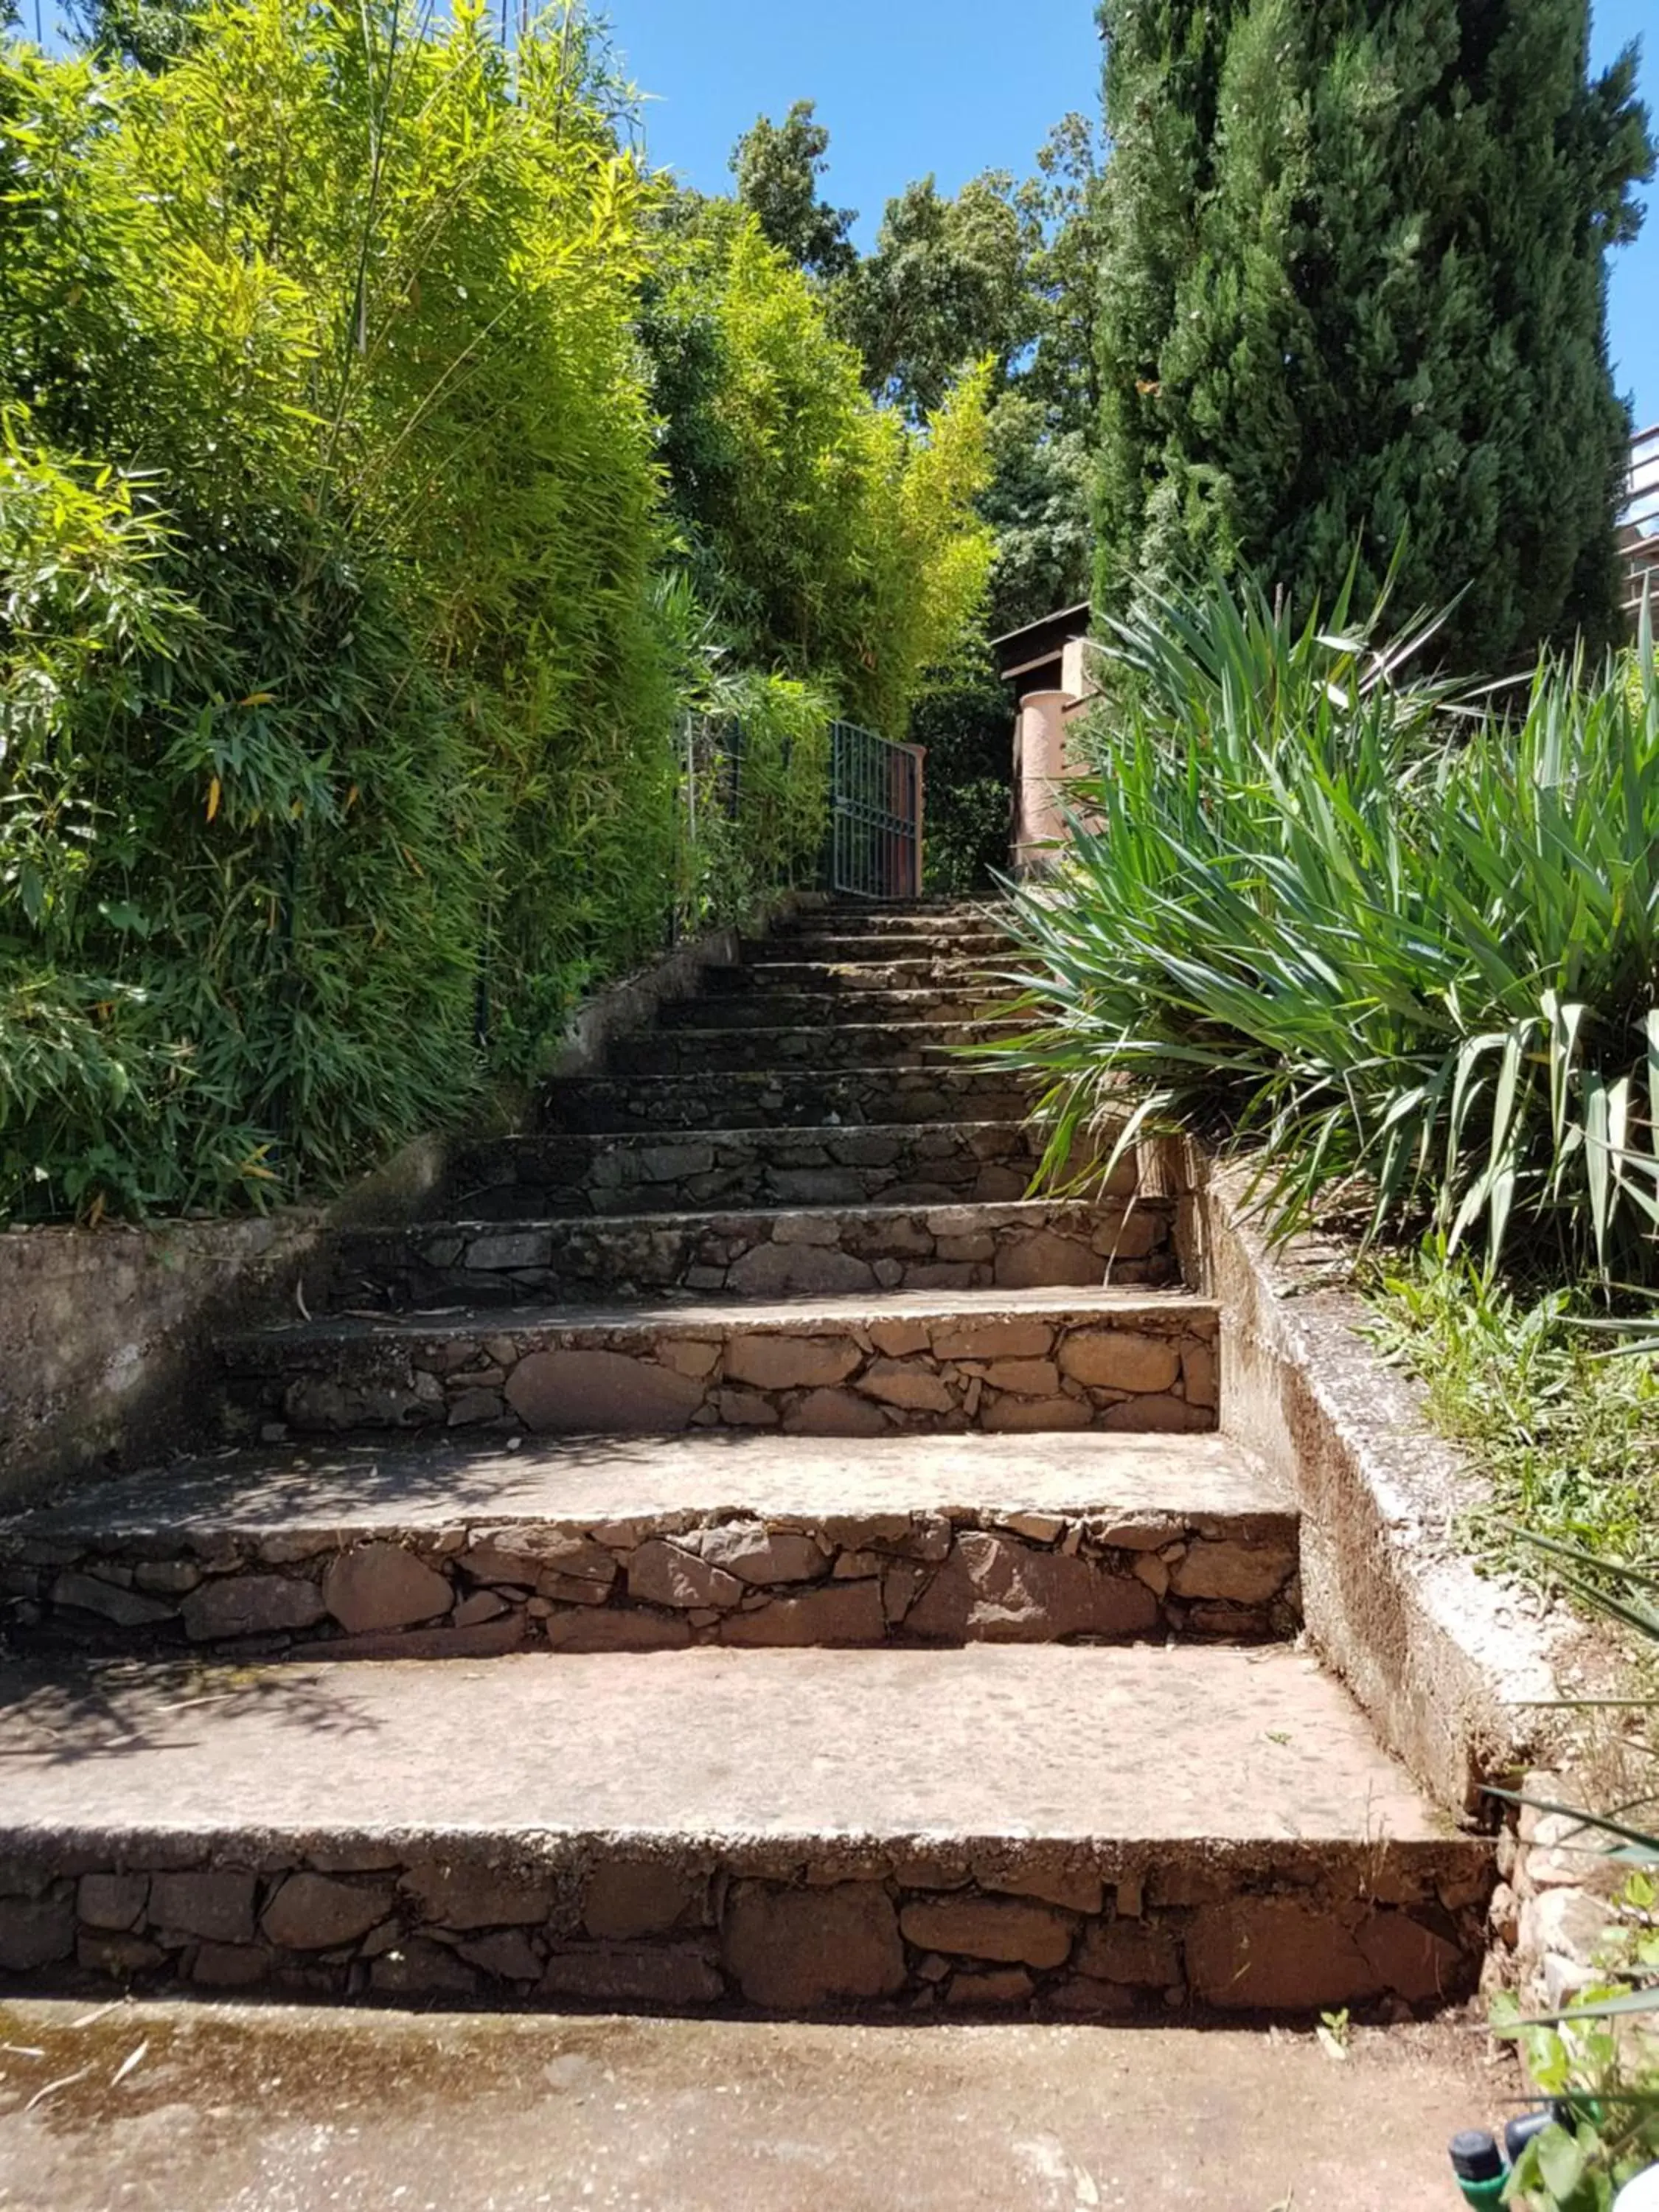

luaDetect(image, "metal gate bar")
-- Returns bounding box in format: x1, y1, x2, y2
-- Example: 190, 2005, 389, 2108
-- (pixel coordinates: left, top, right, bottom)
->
830, 720, 925, 899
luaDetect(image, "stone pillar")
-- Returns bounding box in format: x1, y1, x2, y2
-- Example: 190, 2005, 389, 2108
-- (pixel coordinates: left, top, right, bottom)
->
1012, 690, 1074, 875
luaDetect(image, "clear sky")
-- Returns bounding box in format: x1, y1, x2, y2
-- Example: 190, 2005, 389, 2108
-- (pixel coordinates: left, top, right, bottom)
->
613, 0, 1659, 431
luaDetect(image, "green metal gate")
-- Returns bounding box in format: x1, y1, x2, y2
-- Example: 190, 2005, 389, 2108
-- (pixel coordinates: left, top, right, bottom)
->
828, 720, 925, 899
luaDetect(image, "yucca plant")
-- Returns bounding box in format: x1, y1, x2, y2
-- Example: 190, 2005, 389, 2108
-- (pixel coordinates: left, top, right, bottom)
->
990, 572, 1659, 1283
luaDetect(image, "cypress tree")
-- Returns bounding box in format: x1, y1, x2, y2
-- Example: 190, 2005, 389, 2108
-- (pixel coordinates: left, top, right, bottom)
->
1093, 0, 1655, 672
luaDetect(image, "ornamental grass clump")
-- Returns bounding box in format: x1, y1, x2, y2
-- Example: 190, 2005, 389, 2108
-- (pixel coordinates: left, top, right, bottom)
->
995, 573, 1659, 1284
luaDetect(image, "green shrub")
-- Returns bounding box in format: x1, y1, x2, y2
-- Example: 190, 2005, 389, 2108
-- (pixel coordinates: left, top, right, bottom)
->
670, 667, 832, 934
907, 658, 1012, 895
0, 1, 674, 1217
992, 573, 1659, 1281
0, 1, 996, 1225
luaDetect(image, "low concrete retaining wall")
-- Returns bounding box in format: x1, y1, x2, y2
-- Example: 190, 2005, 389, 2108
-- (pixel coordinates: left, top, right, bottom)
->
0, 907, 813, 1510
0, 1214, 330, 1510
1148, 1144, 1615, 2008
1150, 1144, 1559, 1815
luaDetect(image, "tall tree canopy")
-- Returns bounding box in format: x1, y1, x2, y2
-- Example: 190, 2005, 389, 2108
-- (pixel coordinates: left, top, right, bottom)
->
730, 98, 858, 281
1093, 0, 1655, 672
722, 105, 1105, 636
834, 170, 1033, 421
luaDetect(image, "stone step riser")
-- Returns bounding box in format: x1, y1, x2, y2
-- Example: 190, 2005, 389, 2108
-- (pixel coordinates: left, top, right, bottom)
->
763, 935, 1012, 966
226, 1301, 1221, 1444
4, 1499, 1301, 1662
660, 989, 1018, 1031
445, 1123, 1121, 1221
0, 1832, 1484, 2020
608, 1023, 1022, 1078
545, 1068, 1040, 1133
773, 909, 1007, 933
712, 961, 1018, 995
323, 1201, 1175, 1313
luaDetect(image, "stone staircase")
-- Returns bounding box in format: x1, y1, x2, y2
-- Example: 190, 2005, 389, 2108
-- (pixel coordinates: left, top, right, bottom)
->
0, 897, 1489, 2019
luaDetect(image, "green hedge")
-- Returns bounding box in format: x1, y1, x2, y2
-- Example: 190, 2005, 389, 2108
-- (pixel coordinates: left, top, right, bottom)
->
0, 1, 989, 1223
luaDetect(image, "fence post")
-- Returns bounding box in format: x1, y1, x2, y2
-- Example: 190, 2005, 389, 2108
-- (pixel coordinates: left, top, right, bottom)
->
906, 742, 926, 897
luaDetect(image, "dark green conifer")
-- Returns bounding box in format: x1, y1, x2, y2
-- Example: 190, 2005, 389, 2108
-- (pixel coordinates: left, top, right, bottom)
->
1094, 0, 1655, 670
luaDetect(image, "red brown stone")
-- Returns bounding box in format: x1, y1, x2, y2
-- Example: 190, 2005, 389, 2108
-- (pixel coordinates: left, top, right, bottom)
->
1186, 1896, 1382, 2010
898, 1896, 1073, 1968
261, 1872, 394, 1951
905, 1534, 1158, 1644
539, 1943, 724, 2006
505, 1350, 703, 1434
723, 1882, 905, 2008
583, 1862, 704, 1941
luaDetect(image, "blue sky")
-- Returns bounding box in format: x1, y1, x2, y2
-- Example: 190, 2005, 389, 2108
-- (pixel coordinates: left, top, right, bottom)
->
614, 0, 1659, 428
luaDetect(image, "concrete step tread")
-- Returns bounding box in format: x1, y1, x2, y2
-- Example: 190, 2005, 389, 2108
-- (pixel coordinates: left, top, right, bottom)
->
224, 1290, 1218, 1444
322, 1197, 1175, 1310
669, 986, 1020, 1010
664, 1013, 1026, 1031
442, 1123, 1095, 1223
0, 1644, 1461, 1853
5, 1434, 1293, 1659
716, 982, 1018, 1009
468, 1118, 1063, 1155
0, 2002, 1519, 2212
773, 917, 1009, 930
728, 959, 1018, 979
8, 1430, 1290, 1546
659, 992, 1021, 1031
780, 905, 1008, 921
758, 937, 1013, 961
321, 1196, 1174, 1313
546, 1062, 1040, 1115
637, 1022, 1026, 1057
233, 1285, 1218, 1352
349, 1197, 1127, 1241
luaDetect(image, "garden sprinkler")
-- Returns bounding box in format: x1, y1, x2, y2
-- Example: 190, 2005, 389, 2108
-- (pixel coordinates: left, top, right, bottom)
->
1449, 2129, 1509, 2206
